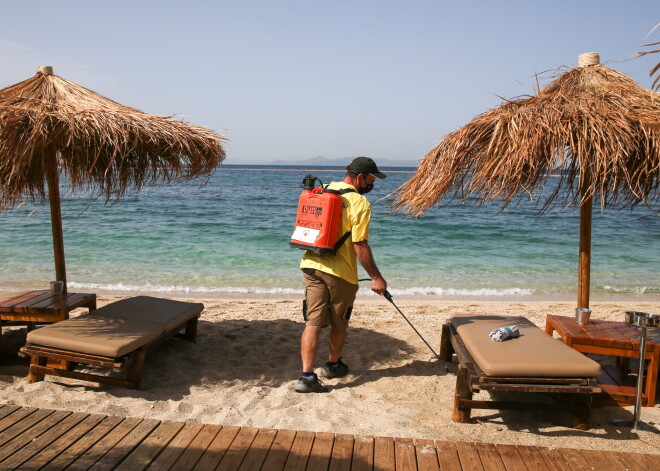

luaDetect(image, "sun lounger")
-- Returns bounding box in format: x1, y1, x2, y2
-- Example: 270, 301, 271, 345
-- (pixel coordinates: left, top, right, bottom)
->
20, 296, 203, 388
439, 314, 602, 429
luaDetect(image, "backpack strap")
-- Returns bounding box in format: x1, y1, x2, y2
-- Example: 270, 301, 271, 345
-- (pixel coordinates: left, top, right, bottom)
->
332, 231, 352, 253
322, 187, 357, 195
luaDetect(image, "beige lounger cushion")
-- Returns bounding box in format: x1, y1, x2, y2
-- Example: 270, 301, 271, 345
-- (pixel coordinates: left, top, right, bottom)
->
450, 314, 602, 378
26, 314, 164, 358
93, 296, 204, 331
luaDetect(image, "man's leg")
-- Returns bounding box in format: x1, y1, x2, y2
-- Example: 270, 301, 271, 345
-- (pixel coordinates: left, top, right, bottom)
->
320, 272, 358, 379
296, 270, 333, 392
301, 325, 322, 372
328, 327, 347, 363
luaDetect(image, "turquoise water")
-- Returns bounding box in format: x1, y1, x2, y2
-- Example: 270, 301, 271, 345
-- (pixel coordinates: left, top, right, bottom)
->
1, 165, 658, 299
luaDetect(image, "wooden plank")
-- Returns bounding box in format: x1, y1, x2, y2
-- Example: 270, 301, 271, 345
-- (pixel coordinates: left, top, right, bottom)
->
646, 346, 660, 406
350, 435, 374, 471
373, 436, 395, 471
192, 425, 241, 471
394, 437, 417, 471
594, 321, 638, 350
639, 453, 660, 471
27, 292, 75, 311
547, 316, 585, 345
613, 323, 648, 351
114, 420, 186, 471
169, 424, 222, 471
3, 404, 659, 471
553, 447, 591, 470
454, 441, 485, 471
216, 426, 259, 471
66, 416, 144, 470
328, 433, 354, 471
36, 292, 93, 311
580, 320, 616, 348
514, 445, 551, 471
414, 438, 439, 471
41, 415, 125, 471
0, 409, 71, 463
4, 312, 64, 322
91, 418, 160, 471
21, 345, 121, 365
474, 442, 506, 471
306, 431, 335, 471
260, 429, 297, 470
144, 422, 204, 471
0, 407, 44, 440
58, 292, 94, 308
553, 315, 618, 349
0, 291, 41, 310
435, 441, 462, 471
15, 414, 105, 470
9, 292, 54, 311
0, 404, 20, 421
237, 427, 278, 471
3, 412, 89, 469
282, 430, 315, 471
582, 450, 630, 471
493, 444, 528, 471
536, 447, 572, 471
27, 364, 137, 388
619, 452, 656, 471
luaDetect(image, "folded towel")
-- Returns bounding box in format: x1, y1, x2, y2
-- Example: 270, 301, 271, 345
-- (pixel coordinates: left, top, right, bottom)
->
489, 325, 520, 342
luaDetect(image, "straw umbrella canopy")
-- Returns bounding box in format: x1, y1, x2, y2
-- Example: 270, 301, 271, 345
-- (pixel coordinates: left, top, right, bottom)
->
0, 66, 226, 293
393, 53, 660, 308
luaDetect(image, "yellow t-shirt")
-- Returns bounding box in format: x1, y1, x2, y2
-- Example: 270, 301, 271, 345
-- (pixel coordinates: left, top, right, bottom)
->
300, 181, 371, 285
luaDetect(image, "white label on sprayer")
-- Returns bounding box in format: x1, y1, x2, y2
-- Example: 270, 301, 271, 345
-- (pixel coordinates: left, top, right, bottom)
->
292, 226, 319, 244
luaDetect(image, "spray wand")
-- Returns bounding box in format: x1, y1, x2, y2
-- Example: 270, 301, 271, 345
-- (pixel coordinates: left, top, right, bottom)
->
360, 280, 449, 373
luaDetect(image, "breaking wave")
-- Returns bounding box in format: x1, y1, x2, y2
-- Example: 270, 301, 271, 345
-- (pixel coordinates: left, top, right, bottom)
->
67, 281, 534, 297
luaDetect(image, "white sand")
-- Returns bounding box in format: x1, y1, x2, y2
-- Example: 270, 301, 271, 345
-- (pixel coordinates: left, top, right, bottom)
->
1, 295, 659, 454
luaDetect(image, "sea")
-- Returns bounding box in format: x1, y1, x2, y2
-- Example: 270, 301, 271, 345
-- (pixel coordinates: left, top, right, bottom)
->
1, 165, 659, 301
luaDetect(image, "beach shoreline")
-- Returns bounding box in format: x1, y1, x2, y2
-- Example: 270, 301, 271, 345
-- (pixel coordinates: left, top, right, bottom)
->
2, 288, 659, 304
1, 293, 659, 454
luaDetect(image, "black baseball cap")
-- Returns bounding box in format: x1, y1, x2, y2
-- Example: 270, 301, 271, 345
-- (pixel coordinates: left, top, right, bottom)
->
346, 156, 387, 179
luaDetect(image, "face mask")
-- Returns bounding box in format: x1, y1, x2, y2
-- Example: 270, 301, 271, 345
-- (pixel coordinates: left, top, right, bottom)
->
358, 183, 374, 195
355, 174, 374, 194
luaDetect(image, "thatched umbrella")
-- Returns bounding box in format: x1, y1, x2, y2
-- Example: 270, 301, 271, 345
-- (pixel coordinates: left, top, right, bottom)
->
0, 66, 226, 293
393, 53, 660, 308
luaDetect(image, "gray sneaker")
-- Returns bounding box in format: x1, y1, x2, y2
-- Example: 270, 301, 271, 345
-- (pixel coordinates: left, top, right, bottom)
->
295, 376, 328, 393
321, 359, 349, 379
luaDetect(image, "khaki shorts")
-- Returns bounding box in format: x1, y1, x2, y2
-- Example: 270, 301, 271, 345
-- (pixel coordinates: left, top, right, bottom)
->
303, 269, 359, 329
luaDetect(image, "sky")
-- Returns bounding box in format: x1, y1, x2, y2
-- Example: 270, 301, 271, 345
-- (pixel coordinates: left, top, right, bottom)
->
1, 1, 659, 165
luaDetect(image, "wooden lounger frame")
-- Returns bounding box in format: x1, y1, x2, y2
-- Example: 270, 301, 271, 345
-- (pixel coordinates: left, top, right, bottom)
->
20, 317, 198, 389
439, 322, 601, 430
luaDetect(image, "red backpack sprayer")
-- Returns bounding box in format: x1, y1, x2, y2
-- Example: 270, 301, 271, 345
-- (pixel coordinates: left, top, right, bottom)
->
291, 174, 449, 372
290, 174, 355, 254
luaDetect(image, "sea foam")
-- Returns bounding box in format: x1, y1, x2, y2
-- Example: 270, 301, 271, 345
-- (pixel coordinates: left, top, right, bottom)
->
67, 281, 533, 297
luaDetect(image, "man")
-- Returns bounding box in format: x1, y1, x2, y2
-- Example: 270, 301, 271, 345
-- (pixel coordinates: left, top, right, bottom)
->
295, 156, 388, 393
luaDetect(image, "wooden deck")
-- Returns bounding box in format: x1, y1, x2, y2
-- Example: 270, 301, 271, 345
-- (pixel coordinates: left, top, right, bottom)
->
0, 405, 657, 470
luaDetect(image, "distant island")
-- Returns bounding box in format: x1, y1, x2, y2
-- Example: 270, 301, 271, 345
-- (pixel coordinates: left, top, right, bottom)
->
269, 155, 420, 168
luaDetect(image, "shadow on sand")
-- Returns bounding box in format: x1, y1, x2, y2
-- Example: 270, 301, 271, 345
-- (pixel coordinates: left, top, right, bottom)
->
1, 318, 447, 402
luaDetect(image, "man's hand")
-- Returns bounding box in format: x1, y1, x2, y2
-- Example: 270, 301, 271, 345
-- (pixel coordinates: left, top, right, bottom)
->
370, 275, 387, 296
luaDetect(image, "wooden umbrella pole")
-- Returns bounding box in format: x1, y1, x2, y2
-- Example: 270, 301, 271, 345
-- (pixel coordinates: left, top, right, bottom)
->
45, 144, 67, 293
576, 53, 599, 310
577, 181, 593, 309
